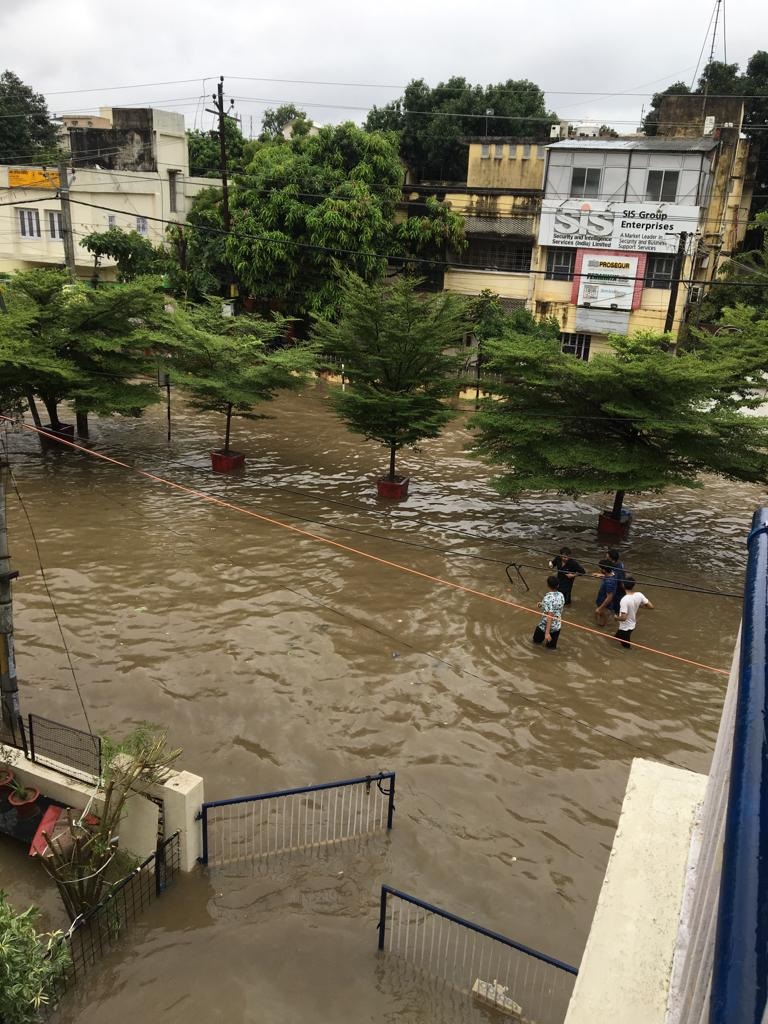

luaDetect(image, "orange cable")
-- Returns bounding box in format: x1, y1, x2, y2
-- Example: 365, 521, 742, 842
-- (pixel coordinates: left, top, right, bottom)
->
3, 418, 731, 678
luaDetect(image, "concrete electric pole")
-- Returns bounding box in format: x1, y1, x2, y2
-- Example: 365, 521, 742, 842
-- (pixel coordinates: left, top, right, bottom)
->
58, 157, 78, 284
664, 231, 689, 335
206, 78, 238, 303
0, 458, 20, 733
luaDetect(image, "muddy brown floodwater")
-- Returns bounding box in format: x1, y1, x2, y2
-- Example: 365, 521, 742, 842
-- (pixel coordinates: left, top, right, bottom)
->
0, 379, 758, 1023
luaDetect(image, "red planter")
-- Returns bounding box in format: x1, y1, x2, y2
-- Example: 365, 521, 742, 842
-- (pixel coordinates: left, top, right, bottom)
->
598, 509, 632, 539
9, 787, 41, 819
0, 767, 14, 798
377, 476, 410, 500
210, 450, 245, 473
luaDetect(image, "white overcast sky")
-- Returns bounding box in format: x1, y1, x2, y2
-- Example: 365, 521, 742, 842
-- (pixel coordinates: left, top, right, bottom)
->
4, 0, 764, 136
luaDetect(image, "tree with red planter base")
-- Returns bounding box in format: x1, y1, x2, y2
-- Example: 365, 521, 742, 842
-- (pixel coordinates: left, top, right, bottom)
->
169, 300, 315, 470
312, 274, 471, 497
469, 303, 768, 529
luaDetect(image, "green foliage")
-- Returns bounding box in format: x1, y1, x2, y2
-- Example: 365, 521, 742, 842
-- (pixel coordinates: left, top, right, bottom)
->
0, 891, 70, 1023
699, 211, 768, 320
164, 189, 228, 300
365, 76, 557, 181
470, 306, 768, 501
169, 300, 315, 451
0, 269, 168, 426
260, 104, 312, 141
312, 274, 472, 479
0, 70, 58, 165
79, 228, 167, 282
186, 117, 246, 178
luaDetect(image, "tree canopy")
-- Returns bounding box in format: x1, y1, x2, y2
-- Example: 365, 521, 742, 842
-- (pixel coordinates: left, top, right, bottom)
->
79, 227, 167, 282
0, 70, 58, 165
311, 274, 471, 481
469, 302, 768, 516
186, 117, 246, 178
259, 104, 313, 141
365, 76, 557, 181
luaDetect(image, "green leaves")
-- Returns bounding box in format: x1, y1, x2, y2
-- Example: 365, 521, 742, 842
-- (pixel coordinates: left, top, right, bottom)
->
0, 891, 71, 1024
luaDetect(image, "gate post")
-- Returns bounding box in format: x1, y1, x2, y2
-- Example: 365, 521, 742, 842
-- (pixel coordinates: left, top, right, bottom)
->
200, 805, 209, 865
386, 774, 395, 830
377, 885, 388, 950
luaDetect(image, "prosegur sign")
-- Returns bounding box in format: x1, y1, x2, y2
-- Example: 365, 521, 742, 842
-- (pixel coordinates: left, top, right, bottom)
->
539, 199, 697, 254
576, 253, 640, 311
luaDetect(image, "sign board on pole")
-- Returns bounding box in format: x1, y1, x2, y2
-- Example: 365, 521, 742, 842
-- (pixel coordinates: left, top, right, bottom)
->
539, 199, 697, 254
8, 169, 60, 189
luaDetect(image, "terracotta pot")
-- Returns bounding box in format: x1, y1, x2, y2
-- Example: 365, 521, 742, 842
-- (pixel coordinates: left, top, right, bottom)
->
0, 767, 14, 798
598, 509, 632, 539
377, 476, 410, 500
210, 449, 245, 473
9, 786, 41, 819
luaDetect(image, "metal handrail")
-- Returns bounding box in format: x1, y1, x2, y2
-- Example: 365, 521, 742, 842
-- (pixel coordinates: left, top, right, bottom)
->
710, 507, 768, 1024
377, 884, 578, 975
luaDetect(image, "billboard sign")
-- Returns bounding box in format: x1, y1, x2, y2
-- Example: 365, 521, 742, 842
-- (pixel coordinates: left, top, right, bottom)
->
8, 168, 60, 189
575, 253, 639, 311
539, 199, 697, 254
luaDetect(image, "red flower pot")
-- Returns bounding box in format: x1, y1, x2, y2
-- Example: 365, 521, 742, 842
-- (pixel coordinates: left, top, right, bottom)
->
377, 476, 410, 500
598, 509, 632, 539
0, 767, 14, 798
9, 786, 41, 819
210, 450, 245, 473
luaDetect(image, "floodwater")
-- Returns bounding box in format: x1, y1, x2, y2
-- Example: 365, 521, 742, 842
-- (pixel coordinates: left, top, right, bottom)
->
0, 378, 757, 1023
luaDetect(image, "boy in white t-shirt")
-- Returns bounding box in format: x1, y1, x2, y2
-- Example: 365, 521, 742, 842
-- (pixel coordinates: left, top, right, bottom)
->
615, 578, 654, 648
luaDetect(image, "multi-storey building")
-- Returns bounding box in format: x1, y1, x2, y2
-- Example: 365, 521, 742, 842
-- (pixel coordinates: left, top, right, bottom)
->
0, 107, 219, 280
437, 96, 754, 359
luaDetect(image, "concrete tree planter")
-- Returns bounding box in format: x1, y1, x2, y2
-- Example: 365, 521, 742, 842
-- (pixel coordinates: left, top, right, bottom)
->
210, 449, 245, 473
40, 423, 75, 449
377, 476, 410, 500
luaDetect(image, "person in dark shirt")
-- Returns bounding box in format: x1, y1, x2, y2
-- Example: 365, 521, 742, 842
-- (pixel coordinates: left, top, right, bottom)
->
549, 546, 586, 606
606, 548, 626, 613
594, 560, 619, 627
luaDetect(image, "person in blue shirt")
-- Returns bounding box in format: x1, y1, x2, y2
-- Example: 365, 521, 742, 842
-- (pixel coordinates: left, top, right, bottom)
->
533, 575, 566, 649
594, 561, 619, 627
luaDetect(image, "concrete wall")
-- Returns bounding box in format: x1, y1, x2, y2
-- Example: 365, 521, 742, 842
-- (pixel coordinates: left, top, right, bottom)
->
466, 141, 547, 190
444, 267, 530, 300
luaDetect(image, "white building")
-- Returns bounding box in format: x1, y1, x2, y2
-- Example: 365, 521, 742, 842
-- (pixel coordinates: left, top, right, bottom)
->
0, 107, 220, 279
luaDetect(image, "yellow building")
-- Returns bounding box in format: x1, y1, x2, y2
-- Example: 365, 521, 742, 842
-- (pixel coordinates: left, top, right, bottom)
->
441, 98, 753, 360
0, 107, 220, 281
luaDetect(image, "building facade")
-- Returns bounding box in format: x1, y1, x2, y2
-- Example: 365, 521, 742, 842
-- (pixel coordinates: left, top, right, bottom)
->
0, 108, 220, 280
440, 97, 753, 359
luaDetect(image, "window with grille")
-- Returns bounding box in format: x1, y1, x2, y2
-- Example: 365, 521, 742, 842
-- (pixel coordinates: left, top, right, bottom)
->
460, 239, 532, 273
48, 211, 64, 240
522, 144, 531, 159
545, 248, 576, 281
644, 254, 675, 289
18, 208, 41, 238
494, 144, 504, 159
107, 214, 117, 229
136, 216, 149, 236
570, 166, 601, 198
646, 169, 679, 203
480, 143, 490, 159
560, 332, 591, 360
168, 170, 180, 213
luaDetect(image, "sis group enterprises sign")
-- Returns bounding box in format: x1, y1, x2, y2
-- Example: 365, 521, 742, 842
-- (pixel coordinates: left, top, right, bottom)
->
539, 199, 698, 254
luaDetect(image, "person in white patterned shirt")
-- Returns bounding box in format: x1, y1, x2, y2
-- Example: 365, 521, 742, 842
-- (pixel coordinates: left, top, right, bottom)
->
533, 576, 566, 650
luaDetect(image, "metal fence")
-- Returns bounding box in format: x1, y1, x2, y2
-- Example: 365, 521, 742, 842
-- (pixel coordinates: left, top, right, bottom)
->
52, 831, 181, 1002
199, 771, 395, 867
377, 885, 577, 1024
28, 713, 101, 780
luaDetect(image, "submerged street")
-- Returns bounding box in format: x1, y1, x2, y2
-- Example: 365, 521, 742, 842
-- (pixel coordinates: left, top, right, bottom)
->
0, 380, 750, 1022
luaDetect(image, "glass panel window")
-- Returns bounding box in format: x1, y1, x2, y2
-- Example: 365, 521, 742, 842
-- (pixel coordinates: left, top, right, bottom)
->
545, 248, 576, 281
646, 169, 679, 203
560, 332, 591, 360
570, 166, 601, 198
136, 216, 149, 236
18, 208, 41, 238
107, 214, 117, 229
48, 211, 64, 240
644, 254, 675, 289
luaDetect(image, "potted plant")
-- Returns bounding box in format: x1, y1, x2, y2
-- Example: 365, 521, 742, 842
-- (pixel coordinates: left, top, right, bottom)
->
0, 743, 16, 799
311, 274, 471, 500
0, 891, 71, 1024
169, 301, 315, 473
8, 777, 41, 819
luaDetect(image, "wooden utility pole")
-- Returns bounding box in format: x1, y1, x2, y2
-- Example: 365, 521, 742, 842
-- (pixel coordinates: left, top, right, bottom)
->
664, 231, 689, 335
58, 157, 77, 283
0, 460, 20, 732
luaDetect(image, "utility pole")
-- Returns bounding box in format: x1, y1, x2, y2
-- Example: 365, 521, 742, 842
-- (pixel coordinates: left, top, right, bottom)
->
206, 77, 237, 301
0, 459, 20, 733
664, 231, 689, 335
58, 157, 77, 284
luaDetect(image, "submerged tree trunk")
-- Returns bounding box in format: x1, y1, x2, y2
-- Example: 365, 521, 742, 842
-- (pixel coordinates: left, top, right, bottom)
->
40, 395, 61, 430
25, 391, 42, 429
76, 411, 89, 438
388, 442, 397, 482
612, 490, 625, 518
224, 403, 233, 454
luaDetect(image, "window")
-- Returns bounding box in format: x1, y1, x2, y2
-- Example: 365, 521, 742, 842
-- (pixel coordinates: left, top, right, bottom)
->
494, 144, 504, 159
168, 170, 180, 213
107, 214, 117, 229
522, 144, 531, 159
460, 239, 532, 273
545, 248, 576, 281
646, 169, 679, 203
560, 332, 591, 360
18, 208, 41, 238
48, 211, 64, 240
570, 166, 601, 198
480, 143, 490, 159
508, 146, 517, 160
644, 254, 675, 289
136, 216, 149, 236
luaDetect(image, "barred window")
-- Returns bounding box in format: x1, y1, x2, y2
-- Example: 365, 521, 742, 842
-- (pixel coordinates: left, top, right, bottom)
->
48, 211, 64, 240
136, 216, 149, 236
560, 332, 591, 360
545, 248, 576, 281
644, 254, 675, 289
18, 208, 41, 238
460, 239, 532, 273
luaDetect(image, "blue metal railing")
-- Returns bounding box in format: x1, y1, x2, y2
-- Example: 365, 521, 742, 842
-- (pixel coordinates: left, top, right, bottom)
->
198, 771, 395, 865
710, 507, 768, 1024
